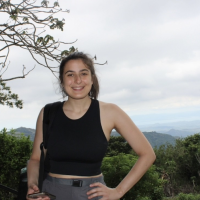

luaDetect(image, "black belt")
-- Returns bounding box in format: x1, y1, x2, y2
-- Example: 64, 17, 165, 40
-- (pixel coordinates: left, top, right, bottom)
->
46, 175, 102, 187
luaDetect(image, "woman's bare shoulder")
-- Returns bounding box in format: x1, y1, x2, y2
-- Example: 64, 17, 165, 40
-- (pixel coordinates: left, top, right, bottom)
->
99, 101, 125, 115
98, 101, 121, 136
99, 101, 119, 110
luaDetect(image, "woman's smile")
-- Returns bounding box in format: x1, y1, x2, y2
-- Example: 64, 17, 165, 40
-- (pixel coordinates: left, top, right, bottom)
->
72, 86, 84, 91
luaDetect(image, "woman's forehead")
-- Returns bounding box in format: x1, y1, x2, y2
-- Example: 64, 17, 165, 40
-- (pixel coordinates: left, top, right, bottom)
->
64, 59, 89, 71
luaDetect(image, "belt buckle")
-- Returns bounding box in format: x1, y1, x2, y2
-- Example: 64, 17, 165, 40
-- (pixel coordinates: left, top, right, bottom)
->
72, 179, 83, 187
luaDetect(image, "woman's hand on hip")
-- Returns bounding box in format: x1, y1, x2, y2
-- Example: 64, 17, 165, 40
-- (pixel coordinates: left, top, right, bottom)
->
87, 182, 121, 200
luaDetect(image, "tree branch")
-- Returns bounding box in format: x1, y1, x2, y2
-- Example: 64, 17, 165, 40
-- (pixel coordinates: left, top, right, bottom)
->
0, 0, 77, 81
1, 65, 36, 81
94, 61, 108, 65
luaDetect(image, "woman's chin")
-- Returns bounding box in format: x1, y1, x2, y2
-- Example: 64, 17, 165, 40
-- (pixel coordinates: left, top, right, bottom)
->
68, 94, 90, 100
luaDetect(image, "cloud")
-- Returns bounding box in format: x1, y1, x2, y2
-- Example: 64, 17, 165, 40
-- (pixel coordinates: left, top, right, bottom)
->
1, 0, 200, 129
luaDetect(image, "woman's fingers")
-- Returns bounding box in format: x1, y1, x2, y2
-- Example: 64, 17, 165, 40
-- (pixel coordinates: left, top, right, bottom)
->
87, 182, 121, 200
87, 182, 104, 199
88, 191, 104, 199
87, 182, 104, 194
26, 184, 41, 200
43, 197, 50, 200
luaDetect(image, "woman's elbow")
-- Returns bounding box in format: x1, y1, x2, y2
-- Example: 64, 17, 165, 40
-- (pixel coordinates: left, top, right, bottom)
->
143, 149, 156, 164
146, 144, 156, 163
152, 152, 156, 163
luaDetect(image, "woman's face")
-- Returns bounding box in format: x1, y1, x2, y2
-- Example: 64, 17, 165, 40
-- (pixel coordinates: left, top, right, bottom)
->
62, 59, 93, 100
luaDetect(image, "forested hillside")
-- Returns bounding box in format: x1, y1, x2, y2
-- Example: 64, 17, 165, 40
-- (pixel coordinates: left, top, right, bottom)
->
14, 127, 176, 147
111, 131, 176, 147
15, 127, 35, 141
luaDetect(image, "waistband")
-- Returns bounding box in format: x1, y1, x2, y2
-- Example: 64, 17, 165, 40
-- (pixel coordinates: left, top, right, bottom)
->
46, 174, 104, 187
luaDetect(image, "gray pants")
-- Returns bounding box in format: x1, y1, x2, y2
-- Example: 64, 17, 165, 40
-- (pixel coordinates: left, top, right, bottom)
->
42, 175, 106, 200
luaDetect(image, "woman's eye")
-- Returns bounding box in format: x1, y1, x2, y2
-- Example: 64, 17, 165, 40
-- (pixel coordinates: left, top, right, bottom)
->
67, 74, 73, 77
81, 73, 88, 76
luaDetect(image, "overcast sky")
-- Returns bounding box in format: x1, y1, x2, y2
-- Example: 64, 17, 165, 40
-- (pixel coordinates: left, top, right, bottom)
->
1, 0, 200, 130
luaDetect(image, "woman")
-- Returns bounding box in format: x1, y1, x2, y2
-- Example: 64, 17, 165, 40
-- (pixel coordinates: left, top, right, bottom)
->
27, 52, 156, 200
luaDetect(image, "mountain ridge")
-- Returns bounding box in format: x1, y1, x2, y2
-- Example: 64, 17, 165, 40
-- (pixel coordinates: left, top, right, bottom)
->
138, 120, 200, 137
111, 131, 176, 147
14, 127, 176, 148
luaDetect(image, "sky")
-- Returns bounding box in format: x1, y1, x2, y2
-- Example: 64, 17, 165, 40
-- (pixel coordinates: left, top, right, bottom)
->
1, 0, 200, 130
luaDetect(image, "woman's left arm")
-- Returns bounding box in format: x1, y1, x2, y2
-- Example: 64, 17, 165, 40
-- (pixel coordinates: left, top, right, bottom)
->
87, 103, 156, 200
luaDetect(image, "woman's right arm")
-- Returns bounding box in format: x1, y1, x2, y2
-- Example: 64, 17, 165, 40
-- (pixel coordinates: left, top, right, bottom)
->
27, 108, 44, 199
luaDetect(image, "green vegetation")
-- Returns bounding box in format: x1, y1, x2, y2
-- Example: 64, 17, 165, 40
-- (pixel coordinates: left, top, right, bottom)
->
105, 136, 132, 156
0, 129, 200, 200
0, 128, 33, 199
102, 153, 164, 200
154, 134, 200, 196
164, 193, 200, 200
0, 81, 23, 109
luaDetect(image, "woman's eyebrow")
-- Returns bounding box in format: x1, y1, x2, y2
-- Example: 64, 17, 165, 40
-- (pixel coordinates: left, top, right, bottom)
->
65, 69, 89, 74
65, 70, 74, 74
80, 69, 89, 72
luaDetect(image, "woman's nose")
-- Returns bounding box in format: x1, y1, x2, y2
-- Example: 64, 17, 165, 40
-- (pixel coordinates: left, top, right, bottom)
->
75, 74, 82, 83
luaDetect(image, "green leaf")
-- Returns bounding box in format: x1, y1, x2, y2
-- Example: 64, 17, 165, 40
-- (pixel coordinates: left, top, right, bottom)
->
0, 81, 23, 109
54, 1, 59, 7
41, 0, 49, 7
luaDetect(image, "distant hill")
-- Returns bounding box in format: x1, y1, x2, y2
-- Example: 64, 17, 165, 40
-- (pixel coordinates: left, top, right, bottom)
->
13, 127, 176, 147
15, 127, 35, 141
143, 131, 176, 147
164, 129, 193, 137
139, 120, 200, 137
112, 131, 176, 147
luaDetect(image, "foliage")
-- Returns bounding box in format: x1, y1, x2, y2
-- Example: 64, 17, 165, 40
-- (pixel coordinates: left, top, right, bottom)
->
0, 128, 33, 199
154, 134, 200, 196
106, 136, 132, 156
0, 81, 23, 108
0, 0, 77, 108
182, 134, 200, 179
101, 153, 164, 200
164, 193, 200, 200
177, 193, 200, 200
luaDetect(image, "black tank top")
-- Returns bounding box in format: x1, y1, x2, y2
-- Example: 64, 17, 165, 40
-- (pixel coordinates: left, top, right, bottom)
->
47, 99, 108, 176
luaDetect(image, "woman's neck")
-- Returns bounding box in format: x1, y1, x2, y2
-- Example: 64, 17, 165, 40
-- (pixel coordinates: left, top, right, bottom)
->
64, 96, 92, 113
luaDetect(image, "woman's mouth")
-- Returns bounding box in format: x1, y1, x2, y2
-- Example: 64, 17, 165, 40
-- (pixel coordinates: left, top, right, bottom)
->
72, 86, 84, 91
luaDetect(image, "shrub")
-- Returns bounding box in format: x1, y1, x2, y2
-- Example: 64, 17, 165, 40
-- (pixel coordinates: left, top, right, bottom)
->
0, 128, 33, 199
164, 193, 200, 200
101, 153, 164, 200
